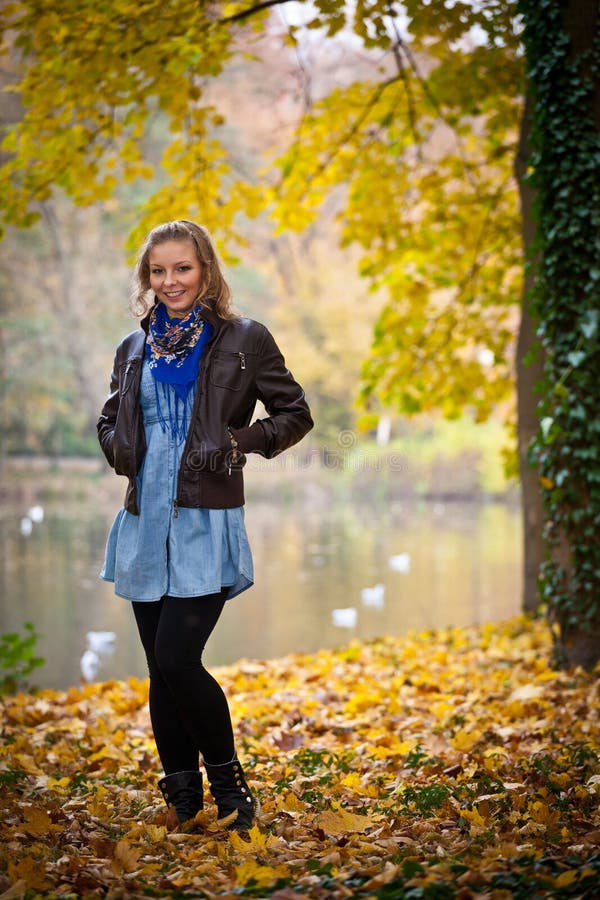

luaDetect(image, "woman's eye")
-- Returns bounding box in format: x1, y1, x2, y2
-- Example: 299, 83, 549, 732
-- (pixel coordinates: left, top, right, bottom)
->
151, 268, 163, 275
178, 265, 191, 272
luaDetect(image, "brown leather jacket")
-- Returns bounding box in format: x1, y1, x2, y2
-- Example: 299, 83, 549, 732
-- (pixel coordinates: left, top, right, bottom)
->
97, 304, 313, 514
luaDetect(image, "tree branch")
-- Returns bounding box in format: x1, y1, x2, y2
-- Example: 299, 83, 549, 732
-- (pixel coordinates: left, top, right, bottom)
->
220, 0, 290, 25
278, 76, 402, 196
386, 10, 423, 161
398, 36, 482, 192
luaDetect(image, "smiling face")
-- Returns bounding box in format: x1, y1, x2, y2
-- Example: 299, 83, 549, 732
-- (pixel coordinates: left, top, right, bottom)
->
149, 239, 203, 318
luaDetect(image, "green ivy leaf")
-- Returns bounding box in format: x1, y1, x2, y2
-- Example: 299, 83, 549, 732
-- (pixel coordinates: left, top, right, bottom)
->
540, 416, 554, 441
581, 309, 598, 340
566, 350, 585, 367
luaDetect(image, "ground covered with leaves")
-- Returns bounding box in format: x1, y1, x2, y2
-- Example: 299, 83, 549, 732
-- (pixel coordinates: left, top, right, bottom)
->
1, 617, 599, 899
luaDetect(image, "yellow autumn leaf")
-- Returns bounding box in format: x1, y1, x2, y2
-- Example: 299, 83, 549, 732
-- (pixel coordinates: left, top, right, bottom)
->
21, 806, 62, 835
535, 668, 557, 682
451, 729, 482, 751
234, 858, 290, 888
528, 801, 561, 826
88, 745, 130, 763
316, 805, 376, 836
87, 796, 111, 818
111, 840, 141, 874
504, 700, 526, 718
14, 754, 44, 775
483, 747, 508, 772
460, 807, 488, 828
549, 772, 571, 790
574, 785, 590, 801
277, 791, 306, 814
341, 772, 379, 797
228, 825, 281, 854
46, 775, 71, 792
430, 699, 455, 720
554, 870, 579, 887
143, 824, 167, 843
7, 857, 50, 891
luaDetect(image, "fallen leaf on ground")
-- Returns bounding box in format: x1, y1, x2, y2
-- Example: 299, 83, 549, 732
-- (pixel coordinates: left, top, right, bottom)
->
1, 616, 599, 897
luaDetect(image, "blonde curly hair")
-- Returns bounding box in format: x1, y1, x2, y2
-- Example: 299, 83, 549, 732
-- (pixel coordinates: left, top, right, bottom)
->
132, 220, 236, 319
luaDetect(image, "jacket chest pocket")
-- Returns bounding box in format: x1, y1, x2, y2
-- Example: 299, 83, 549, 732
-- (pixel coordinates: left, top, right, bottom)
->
209, 350, 248, 391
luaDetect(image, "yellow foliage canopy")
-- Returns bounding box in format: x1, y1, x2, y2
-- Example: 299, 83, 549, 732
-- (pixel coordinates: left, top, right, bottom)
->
1, 0, 525, 423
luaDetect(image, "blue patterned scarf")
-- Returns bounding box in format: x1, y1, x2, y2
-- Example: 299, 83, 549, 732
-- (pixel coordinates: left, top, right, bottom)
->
145, 302, 213, 440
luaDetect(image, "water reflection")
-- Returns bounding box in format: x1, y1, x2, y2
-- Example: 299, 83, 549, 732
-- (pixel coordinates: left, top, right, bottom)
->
0, 469, 521, 690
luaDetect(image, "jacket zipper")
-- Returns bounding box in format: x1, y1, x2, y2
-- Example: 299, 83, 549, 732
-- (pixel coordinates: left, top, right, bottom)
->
238, 352, 246, 369
173, 499, 179, 519
121, 359, 133, 393
128, 358, 142, 514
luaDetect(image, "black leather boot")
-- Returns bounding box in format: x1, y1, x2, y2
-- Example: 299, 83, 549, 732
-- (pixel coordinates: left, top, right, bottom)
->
203, 757, 257, 829
158, 770, 204, 831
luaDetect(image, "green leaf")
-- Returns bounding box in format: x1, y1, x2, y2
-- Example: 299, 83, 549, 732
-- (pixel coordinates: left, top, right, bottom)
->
540, 417, 554, 441
566, 350, 585, 367
581, 309, 598, 340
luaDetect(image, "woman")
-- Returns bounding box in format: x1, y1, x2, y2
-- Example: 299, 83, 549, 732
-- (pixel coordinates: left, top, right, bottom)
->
97, 220, 313, 832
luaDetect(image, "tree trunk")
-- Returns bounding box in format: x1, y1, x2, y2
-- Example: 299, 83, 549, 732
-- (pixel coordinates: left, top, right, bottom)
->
514, 92, 545, 615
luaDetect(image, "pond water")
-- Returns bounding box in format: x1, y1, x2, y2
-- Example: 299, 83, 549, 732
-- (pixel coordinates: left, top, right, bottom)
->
0, 464, 522, 690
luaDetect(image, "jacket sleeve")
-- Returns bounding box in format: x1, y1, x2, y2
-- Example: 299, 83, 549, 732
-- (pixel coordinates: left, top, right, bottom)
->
230, 325, 313, 458
96, 350, 120, 468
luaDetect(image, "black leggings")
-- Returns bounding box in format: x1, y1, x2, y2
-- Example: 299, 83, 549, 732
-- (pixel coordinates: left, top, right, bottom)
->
132, 591, 235, 774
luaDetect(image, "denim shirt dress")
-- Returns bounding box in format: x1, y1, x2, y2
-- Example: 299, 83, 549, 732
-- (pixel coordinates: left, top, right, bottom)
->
101, 360, 254, 602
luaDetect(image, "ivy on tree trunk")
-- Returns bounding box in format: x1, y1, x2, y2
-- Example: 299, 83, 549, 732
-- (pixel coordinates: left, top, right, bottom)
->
518, 0, 600, 668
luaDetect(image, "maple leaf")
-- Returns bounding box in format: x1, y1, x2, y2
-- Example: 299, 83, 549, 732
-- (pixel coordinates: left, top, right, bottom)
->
234, 858, 291, 889
6, 858, 50, 891
142, 824, 168, 843
315, 805, 377, 836
20, 806, 62, 836
451, 729, 482, 752
111, 840, 141, 874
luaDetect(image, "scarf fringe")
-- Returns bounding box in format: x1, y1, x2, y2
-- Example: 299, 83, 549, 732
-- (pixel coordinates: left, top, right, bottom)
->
154, 380, 193, 442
